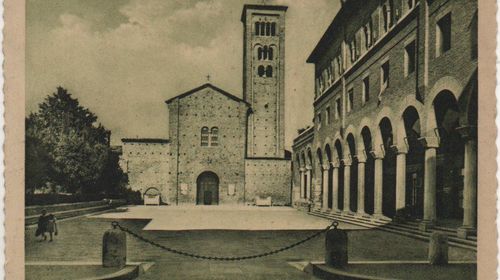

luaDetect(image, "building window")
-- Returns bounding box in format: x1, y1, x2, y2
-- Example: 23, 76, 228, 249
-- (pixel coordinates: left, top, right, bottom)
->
268, 47, 274, 60
210, 127, 218, 146
258, 65, 265, 77
362, 76, 370, 104
271, 23, 276, 36
201, 127, 209, 146
266, 66, 273, 77
335, 98, 341, 119
260, 22, 265, 36
349, 40, 357, 62
255, 22, 260, 36
381, 60, 390, 92
258, 47, 263, 60
326, 106, 331, 124
347, 88, 354, 113
316, 113, 322, 130
436, 13, 452, 57
405, 40, 416, 76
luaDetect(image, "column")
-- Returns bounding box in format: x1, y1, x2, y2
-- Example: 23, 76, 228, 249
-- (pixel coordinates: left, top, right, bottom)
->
419, 137, 439, 230
299, 168, 305, 199
357, 154, 367, 215
373, 156, 384, 217
395, 150, 408, 215
343, 158, 352, 213
331, 162, 340, 212
457, 126, 477, 238
306, 167, 312, 200
322, 164, 330, 210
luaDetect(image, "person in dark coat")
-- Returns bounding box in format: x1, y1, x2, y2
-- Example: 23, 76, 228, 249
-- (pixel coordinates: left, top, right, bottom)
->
36, 209, 49, 241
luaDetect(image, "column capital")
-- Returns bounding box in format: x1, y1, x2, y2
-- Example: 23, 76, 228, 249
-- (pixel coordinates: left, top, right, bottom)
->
418, 136, 439, 149
331, 160, 340, 168
369, 150, 384, 160
342, 157, 352, 166
322, 164, 330, 171
355, 150, 367, 163
306, 166, 312, 171
299, 167, 306, 172
456, 126, 477, 140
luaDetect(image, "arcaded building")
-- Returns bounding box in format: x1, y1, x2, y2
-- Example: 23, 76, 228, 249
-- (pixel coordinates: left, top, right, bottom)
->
292, 0, 477, 239
120, 4, 291, 206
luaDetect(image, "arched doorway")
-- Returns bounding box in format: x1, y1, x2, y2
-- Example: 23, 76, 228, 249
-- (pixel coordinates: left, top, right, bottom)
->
197, 171, 219, 205
325, 145, 333, 209
361, 127, 375, 214
379, 117, 397, 217
403, 107, 425, 219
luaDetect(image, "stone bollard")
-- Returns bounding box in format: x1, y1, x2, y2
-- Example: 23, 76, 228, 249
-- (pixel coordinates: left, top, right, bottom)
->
428, 232, 448, 265
103, 222, 127, 268
325, 221, 348, 268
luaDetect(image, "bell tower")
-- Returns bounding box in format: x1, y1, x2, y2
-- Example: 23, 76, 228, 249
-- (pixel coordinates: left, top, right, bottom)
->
241, 4, 287, 158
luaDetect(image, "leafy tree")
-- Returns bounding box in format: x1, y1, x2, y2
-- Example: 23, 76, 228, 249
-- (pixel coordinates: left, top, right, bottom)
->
25, 133, 50, 194
26, 87, 113, 194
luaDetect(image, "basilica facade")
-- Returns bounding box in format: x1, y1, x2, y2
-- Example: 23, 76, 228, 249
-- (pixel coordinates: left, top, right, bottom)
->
120, 4, 292, 206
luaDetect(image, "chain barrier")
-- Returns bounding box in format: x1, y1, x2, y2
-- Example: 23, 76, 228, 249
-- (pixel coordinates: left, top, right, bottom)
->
111, 220, 339, 261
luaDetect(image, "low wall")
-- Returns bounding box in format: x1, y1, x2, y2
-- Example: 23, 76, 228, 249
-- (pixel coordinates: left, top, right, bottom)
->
25, 199, 126, 225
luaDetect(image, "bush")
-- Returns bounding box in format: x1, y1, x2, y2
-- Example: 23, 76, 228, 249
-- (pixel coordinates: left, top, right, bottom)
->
25, 193, 109, 206
124, 189, 143, 205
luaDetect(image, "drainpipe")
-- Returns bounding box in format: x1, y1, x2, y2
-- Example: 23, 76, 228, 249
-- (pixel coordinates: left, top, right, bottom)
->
176, 98, 180, 205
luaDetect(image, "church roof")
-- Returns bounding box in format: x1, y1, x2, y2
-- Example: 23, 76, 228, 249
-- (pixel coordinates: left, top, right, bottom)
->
165, 83, 251, 107
241, 4, 288, 22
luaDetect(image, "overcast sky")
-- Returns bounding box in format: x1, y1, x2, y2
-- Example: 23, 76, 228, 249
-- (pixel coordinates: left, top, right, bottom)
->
27, 0, 340, 148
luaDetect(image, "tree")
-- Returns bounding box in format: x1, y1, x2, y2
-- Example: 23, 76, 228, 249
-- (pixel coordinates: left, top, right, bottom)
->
26, 87, 112, 194
25, 133, 50, 194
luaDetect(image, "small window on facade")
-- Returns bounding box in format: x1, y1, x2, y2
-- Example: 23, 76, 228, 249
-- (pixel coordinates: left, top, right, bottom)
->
381, 60, 390, 92
210, 127, 218, 146
335, 98, 341, 119
326, 106, 331, 124
201, 127, 209, 146
258, 47, 263, 60
347, 88, 354, 113
316, 113, 322, 129
258, 65, 265, 77
362, 76, 370, 104
263, 46, 268, 60
271, 22, 276, 36
266, 22, 271, 36
268, 47, 273, 60
405, 40, 416, 76
255, 22, 260, 36
260, 22, 265, 36
266, 66, 273, 77
437, 13, 452, 57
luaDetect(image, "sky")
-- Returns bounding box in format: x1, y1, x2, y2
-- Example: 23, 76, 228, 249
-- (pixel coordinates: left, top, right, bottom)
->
26, 0, 341, 148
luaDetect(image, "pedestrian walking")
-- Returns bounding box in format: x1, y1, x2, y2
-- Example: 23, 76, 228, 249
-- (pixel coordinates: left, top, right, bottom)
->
35, 209, 49, 241
46, 214, 58, 242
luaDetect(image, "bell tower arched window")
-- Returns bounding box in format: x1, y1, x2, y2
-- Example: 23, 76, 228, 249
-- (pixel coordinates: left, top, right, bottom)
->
268, 47, 274, 60
255, 22, 260, 36
258, 65, 265, 77
271, 23, 276, 36
266, 66, 273, 77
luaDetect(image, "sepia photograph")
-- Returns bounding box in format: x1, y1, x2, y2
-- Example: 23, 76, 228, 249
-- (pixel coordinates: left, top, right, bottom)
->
4, 0, 495, 279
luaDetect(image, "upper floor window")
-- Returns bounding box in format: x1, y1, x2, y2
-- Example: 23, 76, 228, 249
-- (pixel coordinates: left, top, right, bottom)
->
201, 127, 209, 146
326, 106, 331, 124
210, 127, 218, 146
254, 21, 277, 36
316, 113, 322, 130
381, 60, 390, 92
266, 66, 273, 77
362, 76, 370, 105
258, 65, 265, 77
436, 13, 452, 57
335, 98, 341, 119
382, 0, 394, 33
257, 45, 274, 61
347, 88, 354, 113
349, 40, 357, 62
405, 40, 416, 76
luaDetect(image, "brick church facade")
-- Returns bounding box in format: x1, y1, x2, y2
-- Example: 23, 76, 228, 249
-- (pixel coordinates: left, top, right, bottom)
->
120, 4, 292, 206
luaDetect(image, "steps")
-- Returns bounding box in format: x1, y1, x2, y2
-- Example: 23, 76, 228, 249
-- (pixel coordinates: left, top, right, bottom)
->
308, 209, 477, 251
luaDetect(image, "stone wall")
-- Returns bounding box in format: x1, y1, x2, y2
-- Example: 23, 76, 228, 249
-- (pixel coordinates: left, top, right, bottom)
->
245, 158, 291, 206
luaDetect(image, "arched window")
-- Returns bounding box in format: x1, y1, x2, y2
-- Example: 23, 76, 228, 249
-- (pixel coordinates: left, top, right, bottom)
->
210, 127, 218, 146
271, 23, 276, 36
258, 65, 265, 77
258, 47, 263, 60
201, 127, 209, 146
268, 47, 273, 60
266, 66, 273, 77
255, 22, 260, 36
266, 22, 271, 36
260, 22, 265, 36
383, 5, 389, 33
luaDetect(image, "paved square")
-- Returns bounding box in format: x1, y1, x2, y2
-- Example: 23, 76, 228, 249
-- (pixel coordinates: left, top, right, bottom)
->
91, 205, 366, 231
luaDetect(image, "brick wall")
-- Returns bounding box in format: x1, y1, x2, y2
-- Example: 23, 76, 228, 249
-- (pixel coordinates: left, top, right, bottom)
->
245, 158, 291, 206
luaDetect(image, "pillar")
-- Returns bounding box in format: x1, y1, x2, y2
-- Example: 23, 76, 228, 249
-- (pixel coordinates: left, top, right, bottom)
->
331, 162, 340, 212
322, 164, 330, 210
357, 154, 367, 215
395, 151, 408, 215
373, 156, 384, 216
343, 158, 352, 213
299, 168, 305, 199
457, 126, 477, 238
306, 167, 312, 200
419, 137, 439, 231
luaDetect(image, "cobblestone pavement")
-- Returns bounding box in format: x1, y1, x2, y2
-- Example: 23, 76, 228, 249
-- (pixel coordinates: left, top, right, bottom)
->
25, 207, 476, 279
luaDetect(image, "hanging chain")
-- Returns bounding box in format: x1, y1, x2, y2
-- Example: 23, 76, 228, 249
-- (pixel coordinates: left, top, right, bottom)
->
111, 220, 339, 261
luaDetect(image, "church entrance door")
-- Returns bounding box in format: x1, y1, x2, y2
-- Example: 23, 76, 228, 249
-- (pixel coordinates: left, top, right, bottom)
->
196, 171, 219, 205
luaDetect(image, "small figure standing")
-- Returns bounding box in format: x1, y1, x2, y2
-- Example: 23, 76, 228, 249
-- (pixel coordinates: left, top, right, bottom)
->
46, 214, 58, 242
35, 209, 49, 241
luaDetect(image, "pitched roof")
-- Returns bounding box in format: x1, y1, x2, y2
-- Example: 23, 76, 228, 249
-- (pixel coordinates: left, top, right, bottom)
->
165, 83, 250, 107
121, 138, 170, 144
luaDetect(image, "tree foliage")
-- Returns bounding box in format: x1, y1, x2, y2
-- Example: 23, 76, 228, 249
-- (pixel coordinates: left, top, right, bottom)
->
26, 87, 116, 194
